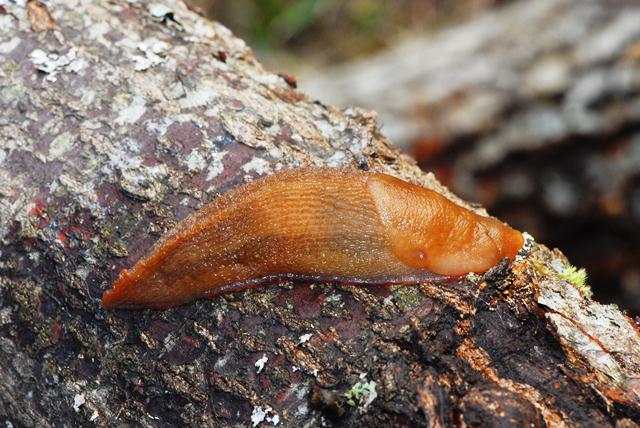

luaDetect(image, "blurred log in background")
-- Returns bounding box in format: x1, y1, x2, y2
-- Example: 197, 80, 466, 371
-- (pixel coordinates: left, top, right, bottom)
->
196, 0, 640, 313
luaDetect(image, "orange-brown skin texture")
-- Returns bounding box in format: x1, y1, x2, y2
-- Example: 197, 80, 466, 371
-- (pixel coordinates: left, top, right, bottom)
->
102, 168, 524, 309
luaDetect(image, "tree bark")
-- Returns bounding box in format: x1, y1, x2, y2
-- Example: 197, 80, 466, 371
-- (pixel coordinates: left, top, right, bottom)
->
1, 0, 639, 427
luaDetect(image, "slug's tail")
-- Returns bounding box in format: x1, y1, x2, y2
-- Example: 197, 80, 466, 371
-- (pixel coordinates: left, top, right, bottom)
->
101, 268, 136, 309
101, 264, 191, 310
101, 265, 162, 309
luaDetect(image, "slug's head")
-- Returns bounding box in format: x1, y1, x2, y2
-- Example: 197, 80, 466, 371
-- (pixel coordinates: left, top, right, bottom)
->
369, 175, 524, 276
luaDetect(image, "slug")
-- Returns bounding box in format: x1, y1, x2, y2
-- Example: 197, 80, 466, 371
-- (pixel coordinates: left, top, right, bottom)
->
102, 167, 524, 309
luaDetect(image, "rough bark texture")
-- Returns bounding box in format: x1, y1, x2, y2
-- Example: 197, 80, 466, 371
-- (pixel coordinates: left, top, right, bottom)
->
1, 0, 640, 427
302, 0, 640, 313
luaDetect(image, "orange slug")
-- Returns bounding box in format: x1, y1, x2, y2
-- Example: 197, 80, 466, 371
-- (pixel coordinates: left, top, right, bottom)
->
101, 167, 524, 309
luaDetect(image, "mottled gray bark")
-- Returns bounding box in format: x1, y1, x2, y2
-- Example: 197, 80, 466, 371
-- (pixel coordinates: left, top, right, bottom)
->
1, 0, 639, 427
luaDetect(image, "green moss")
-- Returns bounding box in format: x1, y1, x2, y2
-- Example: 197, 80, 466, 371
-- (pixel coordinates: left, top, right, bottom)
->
259, 288, 274, 304
558, 266, 592, 298
345, 374, 377, 412
390, 285, 422, 312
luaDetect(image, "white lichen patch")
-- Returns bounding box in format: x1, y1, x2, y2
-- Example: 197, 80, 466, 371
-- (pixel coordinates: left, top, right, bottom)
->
0, 307, 12, 325
190, 18, 217, 39
72, 394, 85, 412
0, 190, 39, 241
251, 406, 266, 426
255, 354, 268, 374
142, 38, 170, 55
516, 232, 536, 260
165, 81, 185, 100
148, 3, 172, 19
267, 146, 282, 159
57, 174, 101, 215
294, 384, 309, 400
250, 406, 279, 426
242, 157, 271, 176
298, 333, 312, 345
29, 48, 84, 82
28, 252, 40, 265
74, 266, 90, 281
206, 151, 226, 181
88, 21, 110, 40
249, 70, 284, 88
180, 82, 218, 109
0, 13, 16, 35
464, 272, 482, 284
66, 56, 87, 74
295, 403, 308, 416
115, 95, 146, 125
204, 107, 220, 117
146, 117, 174, 138
0, 37, 20, 55
1, 90, 26, 120
185, 150, 206, 172
118, 164, 167, 201
538, 277, 640, 388
131, 55, 160, 72
132, 38, 169, 71
326, 150, 346, 167
324, 293, 343, 307
49, 132, 76, 159
547, 313, 622, 380
214, 354, 229, 369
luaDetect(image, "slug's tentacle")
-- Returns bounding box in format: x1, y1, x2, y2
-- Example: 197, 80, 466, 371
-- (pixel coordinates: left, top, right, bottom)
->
101, 168, 524, 309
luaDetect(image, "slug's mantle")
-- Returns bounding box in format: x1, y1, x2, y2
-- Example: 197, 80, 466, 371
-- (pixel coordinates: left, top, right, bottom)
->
102, 168, 523, 309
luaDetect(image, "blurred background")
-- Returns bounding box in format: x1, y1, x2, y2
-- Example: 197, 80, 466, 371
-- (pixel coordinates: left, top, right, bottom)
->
188, 0, 640, 314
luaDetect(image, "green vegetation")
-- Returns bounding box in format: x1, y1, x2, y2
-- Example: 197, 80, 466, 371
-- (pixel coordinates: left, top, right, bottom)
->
345, 374, 378, 412
195, 0, 498, 66
390, 285, 422, 312
558, 266, 591, 298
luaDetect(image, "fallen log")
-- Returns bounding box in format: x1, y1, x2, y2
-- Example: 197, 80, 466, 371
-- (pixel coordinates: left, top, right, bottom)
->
1, 0, 639, 426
